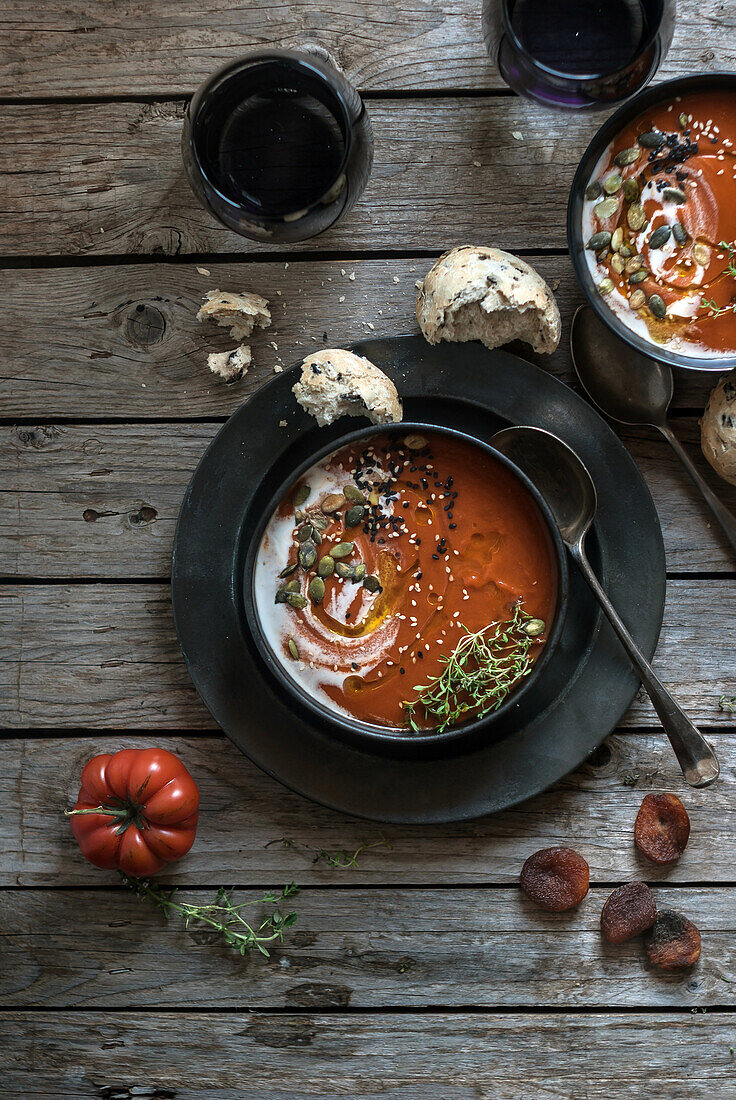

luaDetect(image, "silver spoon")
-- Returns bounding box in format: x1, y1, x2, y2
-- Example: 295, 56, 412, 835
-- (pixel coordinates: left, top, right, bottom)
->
492, 424, 719, 788
571, 304, 736, 553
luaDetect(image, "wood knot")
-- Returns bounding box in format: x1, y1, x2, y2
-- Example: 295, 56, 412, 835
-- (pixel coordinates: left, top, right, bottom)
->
125, 303, 166, 348
15, 425, 64, 450
128, 505, 158, 527
245, 1016, 316, 1049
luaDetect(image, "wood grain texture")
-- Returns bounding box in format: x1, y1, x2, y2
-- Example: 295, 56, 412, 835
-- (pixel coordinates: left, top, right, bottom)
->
2, 1011, 735, 1098
3, 419, 736, 578
0, 0, 733, 96
0, 885, 726, 1008
1, 260, 722, 417
1, 579, 734, 729
3, 733, 736, 886
0, 98, 632, 255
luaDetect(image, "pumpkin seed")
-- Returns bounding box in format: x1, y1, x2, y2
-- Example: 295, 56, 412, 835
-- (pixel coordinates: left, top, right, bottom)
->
309, 511, 330, 532
404, 433, 428, 450
293, 484, 311, 507
598, 278, 614, 295
294, 508, 307, 522
352, 563, 367, 583
363, 575, 381, 593
679, 112, 688, 130
662, 186, 686, 204
599, 249, 610, 261
321, 493, 345, 514
308, 576, 325, 604
648, 224, 671, 249
286, 592, 308, 610
312, 529, 322, 545
629, 269, 648, 284
345, 505, 366, 527
638, 130, 665, 148
594, 196, 619, 219
585, 180, 603, 201
672, 221, 688, 245
623, 178, 640, 202
331, 541, 354, 559
344, 484, 367, 505
587, 230, 612, 252
335, 561, 354, 579
629, 289, 647, 309
693, 242, 711, 266
614, 146, 641, 168
611, 253, 625, 275
619, 244, 634, 258
625, 255, 643, 274
296, 524, 313, 542
298, 542, 317, 570
522, 618, 546, 638
627, 203, 646, 231
279, 563, 298, 578
648, 294, 666, 319
611, 227, 624, 251
368, 490, 380, 506
604, 172, 623, 194
275, 580, 299, 603
318, 555, 335, 577
288, 638, 299, 659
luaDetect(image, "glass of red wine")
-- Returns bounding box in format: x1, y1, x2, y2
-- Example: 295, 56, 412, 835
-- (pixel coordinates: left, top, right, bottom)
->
483, 0, 676, 109
182, 49, 374, 242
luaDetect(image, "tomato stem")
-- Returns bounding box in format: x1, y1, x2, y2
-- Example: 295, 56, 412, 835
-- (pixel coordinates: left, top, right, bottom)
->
65, 805, 131, 819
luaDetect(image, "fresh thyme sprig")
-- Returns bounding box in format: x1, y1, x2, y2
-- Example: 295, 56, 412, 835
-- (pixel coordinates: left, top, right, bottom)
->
701, 240, 736, 317
313, 837, 392, 869
121, 875, 299, 957
402, 604, 543, 733
719, 694, 736, 714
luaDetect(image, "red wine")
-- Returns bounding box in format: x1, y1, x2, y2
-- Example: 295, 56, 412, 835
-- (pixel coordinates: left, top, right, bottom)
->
196, 62, 348, 216
509, 0, 648, 76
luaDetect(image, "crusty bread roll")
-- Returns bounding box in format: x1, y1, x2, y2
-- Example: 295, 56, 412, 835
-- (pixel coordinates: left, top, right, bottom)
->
197, 290, 271, 341
416, 246, 561, 355
701, 371, 736, 486
292, 349, 403, 427
207, 344, 251, 384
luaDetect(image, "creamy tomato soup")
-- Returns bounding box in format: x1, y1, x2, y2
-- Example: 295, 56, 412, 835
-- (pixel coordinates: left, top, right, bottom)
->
582, 89, 736, 357
254, 430, 558, 731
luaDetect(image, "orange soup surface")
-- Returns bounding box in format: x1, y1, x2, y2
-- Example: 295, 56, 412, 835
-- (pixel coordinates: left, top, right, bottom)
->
255, 431, 558, 730
583, 89, 736, 357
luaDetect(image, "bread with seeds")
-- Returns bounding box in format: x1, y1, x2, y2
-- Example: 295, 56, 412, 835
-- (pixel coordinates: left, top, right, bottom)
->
416, 246, 561, 355
207, 344, 251, 384
293, 349, 403, 427
701, 371, 736, 485
197, 290, 271, 341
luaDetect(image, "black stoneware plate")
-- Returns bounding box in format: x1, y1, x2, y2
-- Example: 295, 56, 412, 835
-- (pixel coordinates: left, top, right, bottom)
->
172, 336, 665, 823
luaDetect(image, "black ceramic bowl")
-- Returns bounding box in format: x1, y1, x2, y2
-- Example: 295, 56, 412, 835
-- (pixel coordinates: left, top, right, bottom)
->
568, 72, 736, 374
242, 421, 569, 758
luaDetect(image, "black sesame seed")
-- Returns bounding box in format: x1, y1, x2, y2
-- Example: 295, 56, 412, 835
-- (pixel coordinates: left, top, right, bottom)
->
400, 668, 405, 675
449, 523, 457, 530
351, 662, 358, 671
432, 553, 439, 560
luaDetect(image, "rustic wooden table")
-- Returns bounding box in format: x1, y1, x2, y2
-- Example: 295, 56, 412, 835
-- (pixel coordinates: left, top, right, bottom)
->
2, 2, 736, 1095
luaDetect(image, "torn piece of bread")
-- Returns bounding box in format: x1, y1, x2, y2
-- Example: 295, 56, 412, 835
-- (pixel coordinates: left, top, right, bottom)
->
197, 290, 271, 341
207, 344, 251, 384
416, 246, 561, 355
701, 371, 736, 486
293, 349, 403, 427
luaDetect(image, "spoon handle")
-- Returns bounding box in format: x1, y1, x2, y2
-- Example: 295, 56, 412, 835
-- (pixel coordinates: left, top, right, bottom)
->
659, 423, 736, 554
569, 542, 720, 788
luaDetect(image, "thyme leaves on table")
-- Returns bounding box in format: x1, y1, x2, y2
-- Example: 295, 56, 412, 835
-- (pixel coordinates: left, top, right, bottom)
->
313, 837, 392, 869
719, 694, 736, 714
402, 604, 542, 734
121, 875, 299, 957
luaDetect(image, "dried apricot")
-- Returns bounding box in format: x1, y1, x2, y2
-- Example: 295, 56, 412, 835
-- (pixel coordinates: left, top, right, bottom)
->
644, 910, 701, 970
520, 847, 590, 911
600, 881, 657, 944
634, 793, 690, 864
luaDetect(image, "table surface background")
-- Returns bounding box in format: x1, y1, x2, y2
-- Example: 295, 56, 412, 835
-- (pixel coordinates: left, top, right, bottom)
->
2, 2, 736, 1096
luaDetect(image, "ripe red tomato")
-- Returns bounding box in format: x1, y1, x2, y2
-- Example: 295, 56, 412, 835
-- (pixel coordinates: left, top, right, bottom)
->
68, 747, 200, 877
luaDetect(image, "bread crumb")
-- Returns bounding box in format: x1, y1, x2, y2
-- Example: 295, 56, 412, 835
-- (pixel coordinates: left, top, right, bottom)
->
207, 344, 251, 384
349, 272, 356, 281
393, 276, 400, 283
197, 290, 271, 341
473, 160, 482, 167
279, 420, 287, 427
270, 341, 278, 350
512, 130, 524, 140
196, 267, 211, 276
339, 295, 345, 303
274, 364, 283, 373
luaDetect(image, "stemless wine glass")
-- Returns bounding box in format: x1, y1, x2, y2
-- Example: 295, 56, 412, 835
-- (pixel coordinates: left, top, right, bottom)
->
182, 49, 374, 242
483, 0, 676, 110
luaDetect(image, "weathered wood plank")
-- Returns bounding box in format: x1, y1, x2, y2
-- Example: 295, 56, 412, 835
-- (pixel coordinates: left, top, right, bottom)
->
0, 580, 733, 729
0, 260, 719, 416
2, 733, 736, 886
3, 419, 735, 578
0, 98, 632, 255
0, 0, 732, 96
0, 884, 727, 1008
2, 1011, 735, 1098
